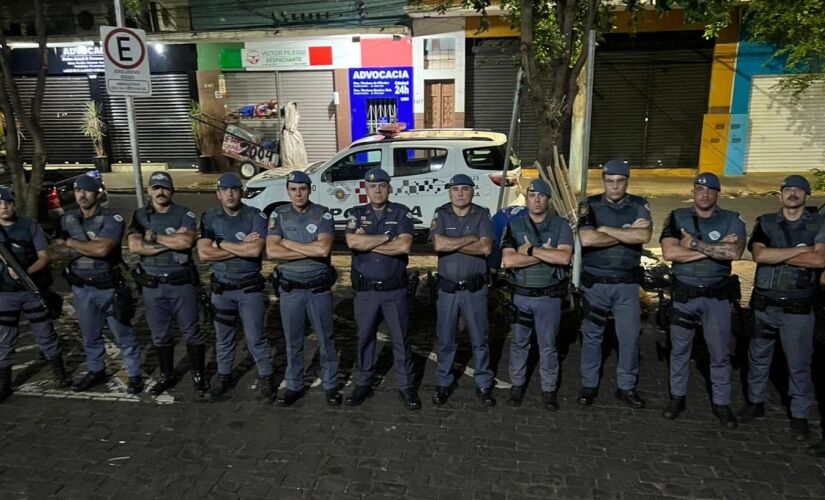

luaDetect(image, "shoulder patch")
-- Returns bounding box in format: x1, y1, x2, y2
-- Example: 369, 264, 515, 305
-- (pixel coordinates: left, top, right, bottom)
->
259, 211, 267, 219
268, 216, 277, 231
738, 214, 746, 223
406, 211, 413, 219
113, 214, 124, 223
323, 212, 333, 220
186, 211, 196, 219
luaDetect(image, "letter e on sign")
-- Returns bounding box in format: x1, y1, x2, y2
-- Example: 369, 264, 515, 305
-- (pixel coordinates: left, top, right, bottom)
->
100, 26, 152, 97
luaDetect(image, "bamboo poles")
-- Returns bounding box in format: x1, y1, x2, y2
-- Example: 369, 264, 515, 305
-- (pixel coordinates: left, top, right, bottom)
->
534, 145, 579, 226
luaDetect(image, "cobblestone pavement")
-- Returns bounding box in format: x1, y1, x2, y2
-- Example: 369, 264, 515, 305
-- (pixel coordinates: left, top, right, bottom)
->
1, 259, 824, 499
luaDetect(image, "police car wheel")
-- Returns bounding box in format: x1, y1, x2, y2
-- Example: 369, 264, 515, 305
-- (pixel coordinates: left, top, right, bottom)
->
240, 162, 259, 179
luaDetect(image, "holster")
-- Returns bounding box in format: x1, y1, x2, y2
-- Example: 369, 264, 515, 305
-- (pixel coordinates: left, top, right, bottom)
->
198, 286, 214, 322
504, 298, 534, 328
407, 270, 420, 300
111, 286, 136, 326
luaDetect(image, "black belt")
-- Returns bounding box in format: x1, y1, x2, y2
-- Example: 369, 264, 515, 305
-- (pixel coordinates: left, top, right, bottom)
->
581, 268, 642, 287
672, 276, 741, 304
751, 289, 813, 314
351, 270, 406, 292
277, 267, 338, 294
63, 268, 123, 289
438, 273, 487, 293
210, 274, 265, 294
511, 280, 568, 298
132, 265, 195, 288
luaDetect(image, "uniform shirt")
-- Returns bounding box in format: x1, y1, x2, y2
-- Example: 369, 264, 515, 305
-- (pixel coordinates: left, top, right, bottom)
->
198, 205, 268, 282
579, 193, 651, 277
267, 202, 335, 282
430, 202, 494, 282
748, 209, 825, 250
0, 218, 49, 288
61, 207, 126, 278
127, 204, 197, 275
346, 201, 414, 281
660, 206, 746, 286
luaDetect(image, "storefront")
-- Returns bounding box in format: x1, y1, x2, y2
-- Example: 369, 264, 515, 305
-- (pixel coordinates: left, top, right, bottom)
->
9, 43, 198, 167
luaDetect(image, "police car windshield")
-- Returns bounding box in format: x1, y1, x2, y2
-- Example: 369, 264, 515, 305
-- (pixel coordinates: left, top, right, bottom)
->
463, 145, 507, 171
304, 161, 325, 174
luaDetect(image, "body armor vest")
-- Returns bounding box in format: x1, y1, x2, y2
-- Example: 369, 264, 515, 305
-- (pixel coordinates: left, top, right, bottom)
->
582, 194, 645, 272
507, 215, 569, 288
133, 204, 192, 274
274, 203, 331, 281
63, 209, 121, 272
670, 207, 738, 281
0, 218, 46, 288
754, 212, 823, 295
207, 205, 262, 277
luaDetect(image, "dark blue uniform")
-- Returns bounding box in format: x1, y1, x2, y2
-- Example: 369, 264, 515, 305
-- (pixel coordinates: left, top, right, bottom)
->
660, 207, 746, 406
746, 210, 825, 420
61, 207, 142, 380
578, 193, 651, 393
431, 202, 495, 392
347, 202, 416, 391
502, 214, 573, 394
268, 202, 339, 393
199, 205, 272, 379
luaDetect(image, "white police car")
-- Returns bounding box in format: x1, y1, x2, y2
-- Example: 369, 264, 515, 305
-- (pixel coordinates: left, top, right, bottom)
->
241, 126, 523, 230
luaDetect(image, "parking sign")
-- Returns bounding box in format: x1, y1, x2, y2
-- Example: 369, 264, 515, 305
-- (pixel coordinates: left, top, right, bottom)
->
100, 26, 152, 97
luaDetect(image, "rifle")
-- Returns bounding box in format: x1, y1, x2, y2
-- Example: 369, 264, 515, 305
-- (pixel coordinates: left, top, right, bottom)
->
0, 241, 48, 309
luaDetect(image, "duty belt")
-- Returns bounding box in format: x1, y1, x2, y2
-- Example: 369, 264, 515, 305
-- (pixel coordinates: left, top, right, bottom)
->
63, 267, 123, 289
275, 267, 337, 294
438, 273, 487, 293
672, 275, 741, 304
511, 280, 568, 298
351, 270, 406, 292
580, 268, 642, 288
132, 264, 196, 289
210, 274, 266, 294
751, 289, 813, 315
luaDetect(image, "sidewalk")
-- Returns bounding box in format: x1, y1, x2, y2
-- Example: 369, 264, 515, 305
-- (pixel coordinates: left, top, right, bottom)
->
100, 167, 819, 196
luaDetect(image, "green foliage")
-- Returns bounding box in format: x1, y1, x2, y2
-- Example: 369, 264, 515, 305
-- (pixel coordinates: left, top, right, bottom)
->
810, 168, 825, 191
745, 0, 825, 98
81, 101, 106, 158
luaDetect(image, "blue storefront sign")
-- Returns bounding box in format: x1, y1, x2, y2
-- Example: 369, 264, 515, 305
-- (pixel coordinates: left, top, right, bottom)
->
349, 66, 413, 141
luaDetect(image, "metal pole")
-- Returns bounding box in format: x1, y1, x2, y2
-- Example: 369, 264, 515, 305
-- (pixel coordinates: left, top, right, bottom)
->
496, 67, 523, 213
572, 29, 596, 288
114, 0, 145, 208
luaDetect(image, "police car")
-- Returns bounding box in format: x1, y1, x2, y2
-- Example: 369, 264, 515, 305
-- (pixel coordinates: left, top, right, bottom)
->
241, 126, 523, 230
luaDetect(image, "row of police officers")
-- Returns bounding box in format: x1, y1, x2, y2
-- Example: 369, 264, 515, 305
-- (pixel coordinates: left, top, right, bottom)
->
0, 165, 823, 454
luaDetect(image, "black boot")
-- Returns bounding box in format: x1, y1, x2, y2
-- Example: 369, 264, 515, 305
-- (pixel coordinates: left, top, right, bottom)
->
662, 396, 686, 420
507, 385, 525, 407
187, 344, 210, 393
48, 355, 71, 388
258, 374, 276, 402
208, 374, 233, 400
72, 370, 107, 392
737, 402, 765, 423
150, 346, 176, 396
0, 366, 12, 403
713, 404, 738, 430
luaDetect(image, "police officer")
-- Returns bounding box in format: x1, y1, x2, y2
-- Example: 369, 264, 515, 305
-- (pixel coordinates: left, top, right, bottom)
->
344, 168, 420, 410
0, 187, 70, 402
660, 172, 746, 428
502, 179, 573, 410
51, 175, 143, 393
738, 175, 824, 441
127, 172, 206, 395
577, 160, 651, 408
266, 171, 341, 407
431, 174, 496, 406
197, 173, 273, 401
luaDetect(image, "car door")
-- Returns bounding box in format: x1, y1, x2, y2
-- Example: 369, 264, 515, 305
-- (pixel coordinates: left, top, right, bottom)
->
317, 145, 386, 226
388, 143, 451, 227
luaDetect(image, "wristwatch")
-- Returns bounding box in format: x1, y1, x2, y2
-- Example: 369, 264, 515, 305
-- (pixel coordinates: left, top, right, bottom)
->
215, 238, 223, 248
147, 231, 158, 244
527, 246, 534, 256
689, 239, 699, 249
385, 231, 395, 242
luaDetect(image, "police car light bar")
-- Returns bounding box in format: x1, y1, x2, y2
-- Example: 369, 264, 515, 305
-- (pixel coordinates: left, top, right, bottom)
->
377, 122, 407, 136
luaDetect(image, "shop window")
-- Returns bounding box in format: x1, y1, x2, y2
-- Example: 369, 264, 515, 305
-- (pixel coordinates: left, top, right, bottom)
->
366, 98, 399, 134
322, 149, 383, 182
424, 38, 455, 69
393, 148, 448, 177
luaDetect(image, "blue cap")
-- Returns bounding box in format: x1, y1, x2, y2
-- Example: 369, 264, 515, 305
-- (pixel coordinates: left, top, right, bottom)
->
603, 159, 630, 177
694, 172, 721, 191
0, 187, 14, 202
781, 175, 811, 195
149, 171, 174, 189
446, 174, 475, 188
74, 173, 101, 191
527, 179, 552, 197
286, 170, 311, 185
364, 168, 391, 183
217, 172, 243, 189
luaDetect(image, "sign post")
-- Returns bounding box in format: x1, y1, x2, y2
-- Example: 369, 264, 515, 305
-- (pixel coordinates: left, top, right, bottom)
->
101, 1, 151, 207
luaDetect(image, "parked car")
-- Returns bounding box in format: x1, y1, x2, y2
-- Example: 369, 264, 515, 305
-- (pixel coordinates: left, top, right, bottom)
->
0, 162, 107, 235
241, 127, 523, 231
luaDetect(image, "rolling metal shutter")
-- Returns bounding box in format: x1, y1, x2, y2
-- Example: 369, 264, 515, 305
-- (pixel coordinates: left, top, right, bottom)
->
15, 76, 94, 163
105, 73, 196, 167
278, 70, 338, 163
745, 77, 825, 172
465, 38, 566, 166
590, 49, 712, 168
222, 71, 281, 151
